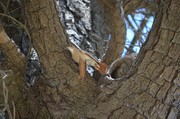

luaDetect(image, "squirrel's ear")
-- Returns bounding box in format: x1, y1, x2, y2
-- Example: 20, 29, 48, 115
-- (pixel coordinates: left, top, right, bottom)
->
66, 46, 71, 51
65, 47, 72, 58
66, 46, 74, 54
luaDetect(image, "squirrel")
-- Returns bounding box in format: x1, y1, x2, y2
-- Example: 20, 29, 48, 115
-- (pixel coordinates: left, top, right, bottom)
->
67, 44, 136, 81
67, 45, 107, 79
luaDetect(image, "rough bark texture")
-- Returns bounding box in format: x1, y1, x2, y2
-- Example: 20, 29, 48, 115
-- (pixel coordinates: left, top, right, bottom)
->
0, 25, 29, 119
24, 0, 98, 118
0, 0, 179, 119
87, 0, 180, 118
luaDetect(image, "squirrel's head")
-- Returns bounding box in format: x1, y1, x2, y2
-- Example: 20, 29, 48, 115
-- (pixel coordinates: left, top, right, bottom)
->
67, 46, 74, 53
66, 46, 75, 58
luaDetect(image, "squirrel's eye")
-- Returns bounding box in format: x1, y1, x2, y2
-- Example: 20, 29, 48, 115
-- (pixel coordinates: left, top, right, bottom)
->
65, 49, 72, 58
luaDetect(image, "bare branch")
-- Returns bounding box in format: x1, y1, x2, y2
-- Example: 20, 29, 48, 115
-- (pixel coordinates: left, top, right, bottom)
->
12, 101, 15, 119
3, 80, 13, 119
0, 25, 25, 70
0, 0, 10, 20
0, 13, 31, 43
0, 12, 33, 60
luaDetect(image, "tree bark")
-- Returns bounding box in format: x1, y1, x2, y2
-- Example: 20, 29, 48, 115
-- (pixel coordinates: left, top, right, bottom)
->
86, 0, 180, 118
0, 0, 179, 119
24, 0, 98, 118
0, 25, 30, 119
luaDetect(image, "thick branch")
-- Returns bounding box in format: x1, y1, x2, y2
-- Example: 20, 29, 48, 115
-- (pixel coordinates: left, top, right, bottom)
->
0, 25, 25, 70
97, 0, 126, 64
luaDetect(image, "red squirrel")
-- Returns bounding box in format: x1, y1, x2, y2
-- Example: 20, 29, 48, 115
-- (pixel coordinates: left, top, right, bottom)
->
67, 46, 107, 78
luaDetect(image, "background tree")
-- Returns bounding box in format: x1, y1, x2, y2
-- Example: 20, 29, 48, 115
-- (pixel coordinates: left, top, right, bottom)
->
0, 0, 179, 119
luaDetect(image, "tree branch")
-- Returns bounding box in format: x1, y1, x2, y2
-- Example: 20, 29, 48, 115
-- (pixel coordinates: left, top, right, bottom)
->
0, 25, 25, 70
97, 0, 126, 65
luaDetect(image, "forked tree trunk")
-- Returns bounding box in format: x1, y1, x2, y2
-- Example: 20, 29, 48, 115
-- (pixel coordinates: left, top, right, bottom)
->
0, 0, 179, 119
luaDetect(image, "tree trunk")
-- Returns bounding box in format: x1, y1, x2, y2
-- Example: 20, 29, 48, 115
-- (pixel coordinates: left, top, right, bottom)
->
0, 0, 179, 118
24, 0, 98, 118
86, 0, 179, 118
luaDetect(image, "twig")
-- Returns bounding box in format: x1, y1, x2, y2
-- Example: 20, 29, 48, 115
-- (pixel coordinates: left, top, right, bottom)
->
12, 101, 16, 119
3, 80, 13, 119
0, 0, 10, 20
0, 2, 6, 12
0, 13, 32, 59
0, 70, 13, 79
0, 13, 31, 42
120, 0, 125, 22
